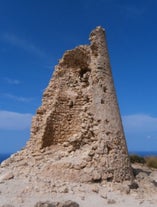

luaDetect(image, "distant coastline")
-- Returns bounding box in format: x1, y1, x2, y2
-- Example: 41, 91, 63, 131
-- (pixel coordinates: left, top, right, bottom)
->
129, 151, 157, 157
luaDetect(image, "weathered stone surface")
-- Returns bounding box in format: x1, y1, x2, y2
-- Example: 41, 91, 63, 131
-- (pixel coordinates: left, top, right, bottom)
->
25, 26, 133, 183
34, 201, 79, 207
0, 172, 14, 183
58, 200, 79, 207
34, 201, 56, 207
0, 205, 15, 207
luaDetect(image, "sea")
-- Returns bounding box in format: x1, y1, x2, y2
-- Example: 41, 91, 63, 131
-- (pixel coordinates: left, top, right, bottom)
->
0, 151, 157, 164
0, 153, 12, 164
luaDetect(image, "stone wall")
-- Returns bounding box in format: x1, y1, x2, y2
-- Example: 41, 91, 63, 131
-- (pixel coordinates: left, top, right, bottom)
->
26, 26, 133, 182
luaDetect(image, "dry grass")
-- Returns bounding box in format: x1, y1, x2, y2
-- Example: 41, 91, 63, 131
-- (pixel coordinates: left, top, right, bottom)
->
130, 154, 157, 169
145, 156, 157, 169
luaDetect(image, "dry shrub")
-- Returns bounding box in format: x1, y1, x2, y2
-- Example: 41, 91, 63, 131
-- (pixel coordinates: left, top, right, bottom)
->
129, 154, 146, 164
145, 156, 157, 169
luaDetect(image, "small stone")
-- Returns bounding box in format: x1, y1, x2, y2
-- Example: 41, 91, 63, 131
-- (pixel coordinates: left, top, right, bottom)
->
80, 161, 87, 169
67, 146, 74, 153
63, 142, 69, 147
81, 123, 86, 128
129, 182, 139, 189
92, 185, 99, 193
117, 183, 130, 194
58, 186, 69, 193
107, 199, 116, 204
92, 144, 98, 150
81, 196, 85, 200
58, 200, 79, 207
73, 164, 81, 170
88, 150, 95, 156
68, 100, 73, 108
100, 191, 107, 199
0, 172, 14, 183
80, 173, 92, 182
34, 201, 56, 207
124, 186, 130, 194
85, 156, 92, 162
139, 200, 144, 205
92, 170, 101, 181
40, 148, 45, 153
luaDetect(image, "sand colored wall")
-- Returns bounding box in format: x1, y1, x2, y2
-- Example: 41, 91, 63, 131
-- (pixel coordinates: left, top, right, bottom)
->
26, 27, 133, 182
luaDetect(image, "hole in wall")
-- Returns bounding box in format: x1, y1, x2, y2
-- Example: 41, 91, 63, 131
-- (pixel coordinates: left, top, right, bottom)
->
101, 99, 104, 104
79, 67, 91, 78
103, 86, 107, 93
105, 119, 109, 124
107, 177, 113, 182
107, 145, 112, 153
68, 100, 73, 108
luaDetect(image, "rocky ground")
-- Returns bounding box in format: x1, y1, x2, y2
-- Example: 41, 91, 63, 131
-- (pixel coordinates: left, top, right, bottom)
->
0, 148, 157, 207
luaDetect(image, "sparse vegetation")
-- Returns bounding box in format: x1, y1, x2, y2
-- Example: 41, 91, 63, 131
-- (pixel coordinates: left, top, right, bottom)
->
130, 154, 157, 169
145, 156, 157, 169
129, 154, 146, 164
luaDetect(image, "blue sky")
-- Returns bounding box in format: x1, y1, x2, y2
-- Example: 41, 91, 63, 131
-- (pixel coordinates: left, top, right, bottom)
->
0, 0, 157, 153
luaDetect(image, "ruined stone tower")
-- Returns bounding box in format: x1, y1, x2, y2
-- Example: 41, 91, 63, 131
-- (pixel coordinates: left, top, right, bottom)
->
26, 26, 133, 182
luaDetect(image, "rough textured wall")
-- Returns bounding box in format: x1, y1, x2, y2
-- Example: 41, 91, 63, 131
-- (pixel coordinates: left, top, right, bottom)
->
26, 26, 133, 182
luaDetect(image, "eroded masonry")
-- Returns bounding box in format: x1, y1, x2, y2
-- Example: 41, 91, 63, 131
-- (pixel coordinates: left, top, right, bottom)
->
26, 26, 133, 182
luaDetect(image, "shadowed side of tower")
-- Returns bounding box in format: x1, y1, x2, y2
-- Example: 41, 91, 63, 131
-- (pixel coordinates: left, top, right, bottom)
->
26, 26, 133, 182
